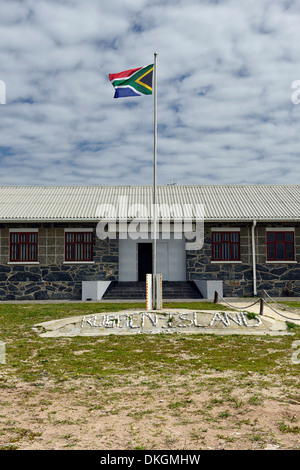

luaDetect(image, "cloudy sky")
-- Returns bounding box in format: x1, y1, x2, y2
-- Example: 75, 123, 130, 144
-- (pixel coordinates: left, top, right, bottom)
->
0, 0, 300, 187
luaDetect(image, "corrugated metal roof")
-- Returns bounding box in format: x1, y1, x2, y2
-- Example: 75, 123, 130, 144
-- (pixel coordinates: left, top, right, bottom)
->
0, 185, 298, 221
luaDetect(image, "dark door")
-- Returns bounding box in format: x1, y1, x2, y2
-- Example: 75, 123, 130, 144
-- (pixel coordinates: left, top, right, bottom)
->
138, 243, 152, 281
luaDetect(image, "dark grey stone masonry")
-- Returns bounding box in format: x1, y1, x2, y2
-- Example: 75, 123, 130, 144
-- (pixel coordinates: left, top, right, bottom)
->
186, 222, 300, 297
0, 223, 118, 300
0, 221, 299, 300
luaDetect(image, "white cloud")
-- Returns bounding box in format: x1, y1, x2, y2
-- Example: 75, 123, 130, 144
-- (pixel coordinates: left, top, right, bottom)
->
0, 0, 299, 186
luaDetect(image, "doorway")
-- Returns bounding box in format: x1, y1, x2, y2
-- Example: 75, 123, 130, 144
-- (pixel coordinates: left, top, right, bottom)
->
138, 243, 152, 281
119, 236, 186, 282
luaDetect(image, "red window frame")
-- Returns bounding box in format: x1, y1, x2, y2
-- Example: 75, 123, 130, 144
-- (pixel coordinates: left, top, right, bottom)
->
266, 231, 294, 261
65, 231, 93, 262
10, 232, 38, 262
212, 231, 240, 261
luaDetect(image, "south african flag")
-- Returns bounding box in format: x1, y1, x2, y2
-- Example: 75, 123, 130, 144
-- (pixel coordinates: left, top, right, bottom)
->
109, 64, 153, 98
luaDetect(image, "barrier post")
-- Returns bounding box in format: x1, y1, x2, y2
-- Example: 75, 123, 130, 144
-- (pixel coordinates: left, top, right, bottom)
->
214, 291, 219, 304
259, 298, 264, 315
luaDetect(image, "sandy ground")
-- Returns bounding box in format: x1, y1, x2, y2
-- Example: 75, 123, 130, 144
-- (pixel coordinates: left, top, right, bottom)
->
0, 298, 299, 451
0, 368, 299, 451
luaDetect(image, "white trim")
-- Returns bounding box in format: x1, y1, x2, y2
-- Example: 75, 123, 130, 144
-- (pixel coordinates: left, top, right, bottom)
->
211, 227, 240, 232
266, 227, 295, 231
211, 261, 242, 264
9, 228, 38, 233
265, 261, 297, 264
63, 261, 95, 265
64, 228, 93, 232
7, 262, 39, 265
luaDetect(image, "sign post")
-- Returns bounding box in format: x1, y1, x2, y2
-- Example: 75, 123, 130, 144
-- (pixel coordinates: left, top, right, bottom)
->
146, 273, 152, 311
156, 274, 162, 309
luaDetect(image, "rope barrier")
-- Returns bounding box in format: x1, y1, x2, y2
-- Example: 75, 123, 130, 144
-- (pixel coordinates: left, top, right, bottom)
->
215, 291, 300, 323
261, 298, 300, 322
262, 290, 300, 313
217, 295, 261, 310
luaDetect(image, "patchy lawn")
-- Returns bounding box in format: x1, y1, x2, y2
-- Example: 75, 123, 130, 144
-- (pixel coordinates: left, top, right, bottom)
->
0, 302, 299, 450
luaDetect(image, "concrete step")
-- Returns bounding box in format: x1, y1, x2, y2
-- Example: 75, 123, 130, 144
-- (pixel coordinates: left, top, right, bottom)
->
103, 281, 203, 300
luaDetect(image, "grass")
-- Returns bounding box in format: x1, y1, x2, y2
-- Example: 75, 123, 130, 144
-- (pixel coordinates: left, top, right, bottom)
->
273, 301, 300, 310
278, 421, 300, 434
0, 301, 299, 451
0, 301, 299, 384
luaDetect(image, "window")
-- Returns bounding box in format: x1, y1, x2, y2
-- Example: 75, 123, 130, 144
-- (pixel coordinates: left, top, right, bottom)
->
212, 231, 240, 261
65, 231, 93, 262
267, 231, 294, 261
10, 232, 38, 262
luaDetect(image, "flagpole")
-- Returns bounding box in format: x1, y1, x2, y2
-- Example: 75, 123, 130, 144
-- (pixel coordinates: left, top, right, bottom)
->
153, 52, 158, 309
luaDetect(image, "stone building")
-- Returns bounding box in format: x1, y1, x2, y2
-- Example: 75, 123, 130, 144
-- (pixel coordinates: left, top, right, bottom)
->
0, 185, 299, 300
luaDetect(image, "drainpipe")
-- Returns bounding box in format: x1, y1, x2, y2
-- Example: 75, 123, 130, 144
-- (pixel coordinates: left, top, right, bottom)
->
251, 220, 257, 296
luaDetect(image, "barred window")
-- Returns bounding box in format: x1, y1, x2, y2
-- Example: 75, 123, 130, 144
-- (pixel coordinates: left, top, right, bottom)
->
65, 232, 93, 262
10, 232, 38, 262
212, 231, 240, 261
267, 231, 294, 261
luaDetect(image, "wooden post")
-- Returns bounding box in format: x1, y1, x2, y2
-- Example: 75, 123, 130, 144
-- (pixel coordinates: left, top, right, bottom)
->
259, 298, 264, 315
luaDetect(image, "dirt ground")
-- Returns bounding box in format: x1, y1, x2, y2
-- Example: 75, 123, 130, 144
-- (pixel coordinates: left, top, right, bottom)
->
0, 368, 299, 451
1, 299, 299, 452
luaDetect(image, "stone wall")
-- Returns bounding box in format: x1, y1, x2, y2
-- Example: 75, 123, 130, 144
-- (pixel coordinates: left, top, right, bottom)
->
0, 221, 299, 300
0, 223, 118, 300
186, 222, 300, 297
